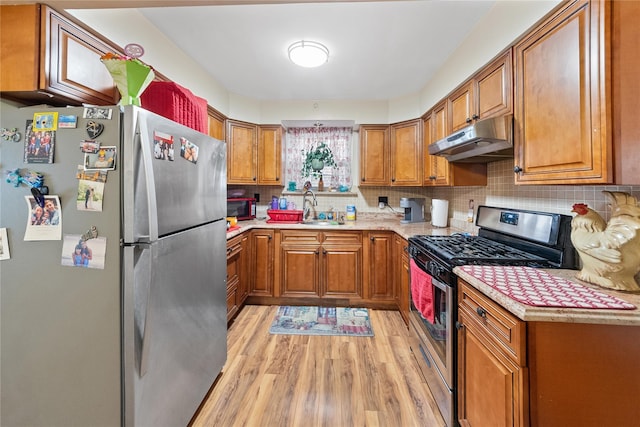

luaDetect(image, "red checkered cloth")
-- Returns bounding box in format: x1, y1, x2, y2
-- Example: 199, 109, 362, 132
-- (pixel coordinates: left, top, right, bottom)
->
458, 266, 635, 309
140, 81, 208, 133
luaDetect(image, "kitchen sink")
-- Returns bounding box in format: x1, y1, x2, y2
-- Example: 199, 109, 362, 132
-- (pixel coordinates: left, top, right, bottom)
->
302, 220, 339, 226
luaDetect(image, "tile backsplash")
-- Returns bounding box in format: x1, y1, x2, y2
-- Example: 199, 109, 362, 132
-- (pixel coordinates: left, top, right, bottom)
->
231, 159, 640, 231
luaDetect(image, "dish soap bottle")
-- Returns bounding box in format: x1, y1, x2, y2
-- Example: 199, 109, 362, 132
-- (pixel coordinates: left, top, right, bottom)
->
317, 176, 324, 192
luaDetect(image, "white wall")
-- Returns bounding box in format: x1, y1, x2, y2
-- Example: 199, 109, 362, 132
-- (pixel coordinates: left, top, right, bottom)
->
69, 8, 230, 114
69, 1, 561, 124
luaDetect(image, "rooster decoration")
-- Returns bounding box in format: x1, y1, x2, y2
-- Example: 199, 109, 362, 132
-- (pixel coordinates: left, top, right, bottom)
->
571, 191, 640, 292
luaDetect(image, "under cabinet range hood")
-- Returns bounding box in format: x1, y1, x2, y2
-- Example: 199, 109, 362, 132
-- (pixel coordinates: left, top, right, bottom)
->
428, 115, 513, 163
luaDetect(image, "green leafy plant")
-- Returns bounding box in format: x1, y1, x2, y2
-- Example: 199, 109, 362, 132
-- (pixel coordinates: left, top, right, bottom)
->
301, 142, 337, 178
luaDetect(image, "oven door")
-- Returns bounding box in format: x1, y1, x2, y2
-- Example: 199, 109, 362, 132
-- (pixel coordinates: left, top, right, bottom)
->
409, 270, 454, 388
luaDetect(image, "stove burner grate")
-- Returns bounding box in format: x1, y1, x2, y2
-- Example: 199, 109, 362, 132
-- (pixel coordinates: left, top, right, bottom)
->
410, 235, 547, 265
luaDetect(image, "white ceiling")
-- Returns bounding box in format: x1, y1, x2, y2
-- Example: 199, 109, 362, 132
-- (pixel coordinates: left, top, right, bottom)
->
130, 1, 498, 101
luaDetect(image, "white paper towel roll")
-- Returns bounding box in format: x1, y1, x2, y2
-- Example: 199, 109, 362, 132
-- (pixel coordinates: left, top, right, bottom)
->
431, 199, 449, 227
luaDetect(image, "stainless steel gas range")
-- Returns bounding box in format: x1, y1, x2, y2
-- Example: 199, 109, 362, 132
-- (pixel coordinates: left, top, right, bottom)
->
407, 205, 578, 427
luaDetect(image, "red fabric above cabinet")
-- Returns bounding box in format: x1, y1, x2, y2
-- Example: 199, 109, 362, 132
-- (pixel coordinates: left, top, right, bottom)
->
140, 81, 208, 133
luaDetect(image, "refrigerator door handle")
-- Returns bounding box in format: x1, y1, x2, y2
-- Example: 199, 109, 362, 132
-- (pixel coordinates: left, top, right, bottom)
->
138, 242, 157, 377
138, 118, 159, 242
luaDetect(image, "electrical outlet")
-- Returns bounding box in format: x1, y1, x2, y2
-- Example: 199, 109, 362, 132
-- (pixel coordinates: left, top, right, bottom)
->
254, 193, 260, 202
378, 196, 388, 205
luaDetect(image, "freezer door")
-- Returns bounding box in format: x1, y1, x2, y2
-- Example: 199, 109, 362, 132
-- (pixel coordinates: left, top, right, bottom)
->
122, 219, 227, 427
121, 106, 226, 243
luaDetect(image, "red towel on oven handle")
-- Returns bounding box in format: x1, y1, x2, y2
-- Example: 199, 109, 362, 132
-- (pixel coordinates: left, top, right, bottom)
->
410, 258, 435, 324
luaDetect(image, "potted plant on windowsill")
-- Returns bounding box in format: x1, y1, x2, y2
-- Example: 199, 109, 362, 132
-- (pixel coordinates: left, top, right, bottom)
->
301, 142, 337, 179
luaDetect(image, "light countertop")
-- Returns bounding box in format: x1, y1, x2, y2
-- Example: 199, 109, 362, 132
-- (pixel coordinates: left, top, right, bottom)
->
454, 267, 640, 326
226, 213, 459, 240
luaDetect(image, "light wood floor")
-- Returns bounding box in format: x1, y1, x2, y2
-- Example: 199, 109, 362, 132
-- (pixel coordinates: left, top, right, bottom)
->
192, 305, 446, 427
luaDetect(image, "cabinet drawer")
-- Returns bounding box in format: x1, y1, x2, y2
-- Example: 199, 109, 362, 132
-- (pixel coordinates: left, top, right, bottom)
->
459, 280, 526, 365
322, 231, 361, 244
280, 230, 321, 244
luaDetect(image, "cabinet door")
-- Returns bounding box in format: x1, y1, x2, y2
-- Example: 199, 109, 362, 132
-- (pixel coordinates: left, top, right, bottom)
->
208, 106, 225, 141
449, 81, 475, 132
394, 235, 410, 325
236, 233, 250, 306
227, 120, 257, 184
257, 125, 282, 185
422, 112, 436, 185
226, 235, 243, 321
249, 229, 274, 297
364, 232, 394, 301
359, 125, 390, 186
514, 0, 611, 184
458, 308, 526, 427
46, 8, 119, 105
429, 102, 451, 185
475, 50, 512, 120
390, 119, 422, 186
322, 243, 362, 298
280, 244, 320, 297
0, 4, 119, 106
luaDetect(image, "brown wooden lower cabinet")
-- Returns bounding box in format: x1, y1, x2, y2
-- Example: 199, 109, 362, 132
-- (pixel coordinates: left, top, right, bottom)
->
457, 280, 640, 427
248, 229, 275, 297
363, 231, 395, 302
238, 228, 407, 310
279, 230, 362, 299
394, 235, 410, 326
226, 233, 248, 322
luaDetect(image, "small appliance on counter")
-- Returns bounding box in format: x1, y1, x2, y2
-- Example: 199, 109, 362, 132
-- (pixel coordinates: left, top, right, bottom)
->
227, 197, 256, 220
400, 198, 425, 224
431, 199, 449, 227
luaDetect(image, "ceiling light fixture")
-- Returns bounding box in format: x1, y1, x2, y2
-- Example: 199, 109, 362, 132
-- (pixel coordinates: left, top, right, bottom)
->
288, 40, 329, 68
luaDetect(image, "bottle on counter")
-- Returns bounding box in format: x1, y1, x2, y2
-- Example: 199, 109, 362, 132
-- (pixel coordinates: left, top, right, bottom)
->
346, 205, 356, 221
271, 196, 279, 210
279, 197, 288, 210
318, 176, 324, 192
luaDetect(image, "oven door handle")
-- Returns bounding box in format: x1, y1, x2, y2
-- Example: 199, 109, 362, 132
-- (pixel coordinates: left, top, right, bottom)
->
429, 276, 449, 292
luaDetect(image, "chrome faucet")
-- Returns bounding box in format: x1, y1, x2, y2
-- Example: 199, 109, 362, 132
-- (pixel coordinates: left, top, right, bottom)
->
302, 189, 317, 221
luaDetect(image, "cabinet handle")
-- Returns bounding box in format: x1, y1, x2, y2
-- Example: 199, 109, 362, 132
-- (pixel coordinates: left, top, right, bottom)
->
466, 117, 472, 123
476, 307, 487, 318
472, 114, 479, 120
276, 176, 279, 181
513, 166, 523, 173
370, 236, 375, 242
361, 177, 365, 182
252, 176, 257, 181
455, 321, 464, 330
322, 249, 327, 255
314, 249, 320, 255
429, 175, 436, 180
268, 235, 272, 240
391, 178, 396, 182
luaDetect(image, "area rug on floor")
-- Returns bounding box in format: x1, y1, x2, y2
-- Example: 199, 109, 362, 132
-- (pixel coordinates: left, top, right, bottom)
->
269, 306, 374, 337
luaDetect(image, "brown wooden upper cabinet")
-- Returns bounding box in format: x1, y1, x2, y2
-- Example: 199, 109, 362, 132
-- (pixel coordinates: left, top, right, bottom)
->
359, 124, 390, 186
424, 101, 487, 187
208, 106, 226, 141
449, 50, 513, 132
0, 4, 120, 106
226, 120, 282, 185
227, 120, 258, 184
514, 0, 607, 184
257, 125, 283, 186
513, 0, 639, 185
390, 119, 422, 186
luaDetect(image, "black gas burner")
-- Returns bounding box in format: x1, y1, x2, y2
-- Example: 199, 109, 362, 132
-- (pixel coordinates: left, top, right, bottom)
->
409, 235, 548, 266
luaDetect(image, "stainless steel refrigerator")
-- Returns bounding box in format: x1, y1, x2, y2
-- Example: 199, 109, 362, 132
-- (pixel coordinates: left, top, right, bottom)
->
0, 103, 227, 426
